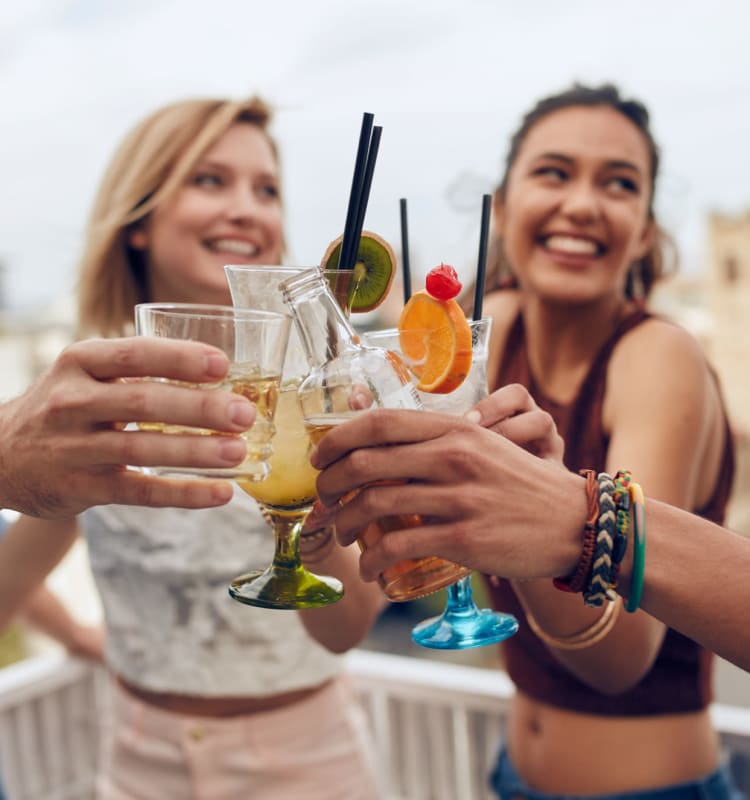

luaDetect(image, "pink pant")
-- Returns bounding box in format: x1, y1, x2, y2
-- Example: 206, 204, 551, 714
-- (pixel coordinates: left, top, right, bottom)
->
96, 675, 382, 800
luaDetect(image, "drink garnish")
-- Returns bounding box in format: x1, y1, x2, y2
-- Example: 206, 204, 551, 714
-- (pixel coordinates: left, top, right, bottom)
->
321, 230, 395, 312
397, 264, 472, 394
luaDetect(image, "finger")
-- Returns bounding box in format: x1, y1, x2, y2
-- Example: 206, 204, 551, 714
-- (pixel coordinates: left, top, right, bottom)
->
67, 338, 231, 383
79, 381, 256, 433
332, 481, 465, 547
90, 471, 236, 509
469, 382, 538, 427
356, 520, 469, 582
311, 408, 465, 469
494, 409, 557, 448
70, 429, 248, 469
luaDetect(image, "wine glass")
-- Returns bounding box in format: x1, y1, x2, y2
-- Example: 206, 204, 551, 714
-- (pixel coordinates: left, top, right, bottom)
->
363, 318, 519, 649
223, 266, 348, 610
134, 303, 290, 481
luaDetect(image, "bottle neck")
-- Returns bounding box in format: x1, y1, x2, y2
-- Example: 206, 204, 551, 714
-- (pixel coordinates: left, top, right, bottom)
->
281, 270, 359, 369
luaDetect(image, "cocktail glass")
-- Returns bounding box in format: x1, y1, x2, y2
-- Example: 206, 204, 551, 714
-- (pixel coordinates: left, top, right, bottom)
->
223, 266, 346, 609
134, 302, 290, 481
364, 318, 519, 648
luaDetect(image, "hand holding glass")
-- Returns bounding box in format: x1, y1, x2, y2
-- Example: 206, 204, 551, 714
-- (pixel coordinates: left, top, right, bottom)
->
134, 302, 290, 480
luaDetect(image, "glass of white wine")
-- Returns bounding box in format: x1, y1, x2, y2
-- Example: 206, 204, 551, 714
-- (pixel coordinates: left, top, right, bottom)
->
134, 302, 290, 481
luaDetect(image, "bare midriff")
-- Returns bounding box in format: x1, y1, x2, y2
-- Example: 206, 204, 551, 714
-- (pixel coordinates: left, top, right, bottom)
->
508, 690, 719, 794
116, 674, 331, 717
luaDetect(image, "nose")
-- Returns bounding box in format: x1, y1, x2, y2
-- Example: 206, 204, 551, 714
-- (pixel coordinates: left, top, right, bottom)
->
226, 184, 262, 224
559, 179, 600, 224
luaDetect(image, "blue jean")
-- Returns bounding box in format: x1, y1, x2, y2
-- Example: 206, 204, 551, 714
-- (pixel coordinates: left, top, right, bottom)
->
490, 747, 745, 800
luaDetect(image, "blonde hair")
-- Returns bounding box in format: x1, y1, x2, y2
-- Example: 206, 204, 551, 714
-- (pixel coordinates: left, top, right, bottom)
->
76, 96, 278, 337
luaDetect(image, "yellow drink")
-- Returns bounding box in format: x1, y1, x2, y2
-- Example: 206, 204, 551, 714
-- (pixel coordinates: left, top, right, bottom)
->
238, 385, 318, 510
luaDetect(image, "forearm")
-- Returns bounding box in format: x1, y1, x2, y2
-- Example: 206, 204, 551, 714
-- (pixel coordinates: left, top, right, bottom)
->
298, 536, 388, 653
618, 499, 750, 672
513, 578, 664, 693
0, 517, 77, 629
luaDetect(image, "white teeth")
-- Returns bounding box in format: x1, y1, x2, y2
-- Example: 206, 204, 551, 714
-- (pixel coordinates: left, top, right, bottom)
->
210, 239, 259, 256
544, 235, 598, 255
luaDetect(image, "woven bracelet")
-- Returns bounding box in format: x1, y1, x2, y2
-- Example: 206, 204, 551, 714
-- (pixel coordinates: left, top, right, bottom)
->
553, 469, 599, 594
583, 472, 618, 607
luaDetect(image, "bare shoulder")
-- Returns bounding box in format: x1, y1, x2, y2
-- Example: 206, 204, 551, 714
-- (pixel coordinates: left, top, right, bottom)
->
611, 316, 710, 380
606, 315, 721, 428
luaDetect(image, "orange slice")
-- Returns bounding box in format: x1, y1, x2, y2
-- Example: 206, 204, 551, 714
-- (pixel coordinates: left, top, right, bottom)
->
397, 290, 472, 394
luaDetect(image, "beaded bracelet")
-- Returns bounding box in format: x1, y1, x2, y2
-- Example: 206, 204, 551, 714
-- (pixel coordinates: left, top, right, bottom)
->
625, 482, 646, 613
583, 473, 618, 607
553, 469, 599, 594
520, 594, 621, 650
299, 526, 335, 563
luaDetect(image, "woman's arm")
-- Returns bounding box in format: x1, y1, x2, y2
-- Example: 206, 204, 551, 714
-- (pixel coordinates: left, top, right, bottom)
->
511, 321, 722, 693
21, 585, 105, 661
297, 524, 389, 653
0, 516, 79, 629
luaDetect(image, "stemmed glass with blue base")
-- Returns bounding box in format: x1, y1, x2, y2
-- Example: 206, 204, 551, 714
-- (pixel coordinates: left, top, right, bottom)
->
364, 318, 519, 649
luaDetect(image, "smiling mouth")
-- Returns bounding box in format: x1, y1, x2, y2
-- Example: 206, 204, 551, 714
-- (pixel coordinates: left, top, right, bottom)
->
207, 239, 260, 257
541, 235, 605, 257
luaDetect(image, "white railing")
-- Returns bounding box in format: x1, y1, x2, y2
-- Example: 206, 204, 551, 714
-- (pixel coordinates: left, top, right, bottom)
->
0, 649, 748, 800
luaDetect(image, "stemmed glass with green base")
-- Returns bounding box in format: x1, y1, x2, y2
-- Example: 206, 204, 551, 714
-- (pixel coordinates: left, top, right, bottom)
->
223, 266, 351, 610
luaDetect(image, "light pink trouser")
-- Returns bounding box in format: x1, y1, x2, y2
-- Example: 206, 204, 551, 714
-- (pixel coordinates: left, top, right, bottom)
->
96, 675, 382, 800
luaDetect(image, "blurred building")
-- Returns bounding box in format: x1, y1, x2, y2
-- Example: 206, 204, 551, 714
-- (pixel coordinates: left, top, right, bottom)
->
706, 211, 750, 438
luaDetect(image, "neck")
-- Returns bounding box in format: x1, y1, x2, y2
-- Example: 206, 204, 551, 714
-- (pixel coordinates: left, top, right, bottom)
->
520, 293, 632, 402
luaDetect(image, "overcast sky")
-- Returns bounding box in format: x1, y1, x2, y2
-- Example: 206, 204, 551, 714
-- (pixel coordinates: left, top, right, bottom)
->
2, 0, 750, 312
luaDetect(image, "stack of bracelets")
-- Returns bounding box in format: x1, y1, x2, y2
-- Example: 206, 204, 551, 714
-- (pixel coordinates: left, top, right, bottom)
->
520, 469, 646, 651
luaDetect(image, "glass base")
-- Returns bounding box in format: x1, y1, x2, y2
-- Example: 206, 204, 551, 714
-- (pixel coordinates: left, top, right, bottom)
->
229, 565, 344, 610
411, 607, 519, 650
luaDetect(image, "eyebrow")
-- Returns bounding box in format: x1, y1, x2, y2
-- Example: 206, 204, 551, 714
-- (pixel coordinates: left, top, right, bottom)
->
535, 152, 643, 175
194, 159, 279, 179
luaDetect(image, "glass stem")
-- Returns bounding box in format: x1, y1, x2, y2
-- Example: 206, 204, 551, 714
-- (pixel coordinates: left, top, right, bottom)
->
264, 509, 307, 570
447, 576, 476, 611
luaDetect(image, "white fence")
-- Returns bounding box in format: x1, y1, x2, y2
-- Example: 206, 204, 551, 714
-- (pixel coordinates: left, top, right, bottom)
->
0, 649, 748, 800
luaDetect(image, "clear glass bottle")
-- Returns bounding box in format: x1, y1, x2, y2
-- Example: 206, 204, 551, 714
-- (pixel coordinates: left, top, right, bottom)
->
281, 267, 471, 601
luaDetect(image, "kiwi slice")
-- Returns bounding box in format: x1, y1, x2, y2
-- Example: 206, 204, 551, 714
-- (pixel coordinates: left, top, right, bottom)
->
321, 230, 396, 313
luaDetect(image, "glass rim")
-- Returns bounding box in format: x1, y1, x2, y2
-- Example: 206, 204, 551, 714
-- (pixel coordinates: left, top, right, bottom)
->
135, 302, 289, 323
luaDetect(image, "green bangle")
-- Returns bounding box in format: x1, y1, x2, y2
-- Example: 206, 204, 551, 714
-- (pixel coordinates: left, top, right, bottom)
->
625, 483, 646, 613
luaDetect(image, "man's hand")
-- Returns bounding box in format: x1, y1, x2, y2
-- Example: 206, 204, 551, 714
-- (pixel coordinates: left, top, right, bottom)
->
0, 337, 256, 517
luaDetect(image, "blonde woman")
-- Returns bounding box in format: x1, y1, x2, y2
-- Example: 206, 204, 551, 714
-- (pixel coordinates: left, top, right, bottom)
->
1, 96, 385, 800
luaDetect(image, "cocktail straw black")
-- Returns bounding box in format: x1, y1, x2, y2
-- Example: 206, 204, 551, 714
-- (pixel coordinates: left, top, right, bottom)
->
473, 194, 492, 321
399, 198, 412, 303
351, 125, 382, 255
339, 113, 382, 272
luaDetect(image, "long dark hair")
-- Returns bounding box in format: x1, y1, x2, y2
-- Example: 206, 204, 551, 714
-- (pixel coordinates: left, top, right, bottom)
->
463, 83, 676, 311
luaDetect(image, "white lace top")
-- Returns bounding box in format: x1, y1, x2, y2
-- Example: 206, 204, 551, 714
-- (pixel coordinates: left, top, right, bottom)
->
81, 488, 341, 697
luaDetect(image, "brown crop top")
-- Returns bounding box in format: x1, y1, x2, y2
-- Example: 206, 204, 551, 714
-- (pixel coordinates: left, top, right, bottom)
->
484, 308, 735, 716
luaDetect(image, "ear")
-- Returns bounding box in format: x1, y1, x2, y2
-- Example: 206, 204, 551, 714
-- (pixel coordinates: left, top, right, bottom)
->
632, 217, 657, 262
127, 224, 149, 251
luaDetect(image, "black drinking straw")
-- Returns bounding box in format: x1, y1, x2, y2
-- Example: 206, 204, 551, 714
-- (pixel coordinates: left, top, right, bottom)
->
339, 113, 375, 271
399, 198, 412, 303
350, 125, 382, 259
473, 193, 492, 321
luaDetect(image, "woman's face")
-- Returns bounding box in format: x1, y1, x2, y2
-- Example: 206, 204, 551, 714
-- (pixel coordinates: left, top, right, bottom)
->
131, 122, 284, 305
496, 105, 655, 306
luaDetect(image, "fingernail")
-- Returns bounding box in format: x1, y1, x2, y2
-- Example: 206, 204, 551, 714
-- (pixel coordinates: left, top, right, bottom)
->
229, 400, 255, 427
219, 437, 247, 464
464, 409, 481, 424
205, 353, 228, 378
309, 445, 320, 468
